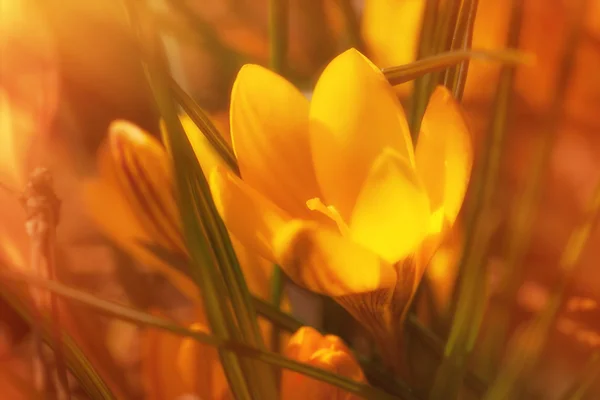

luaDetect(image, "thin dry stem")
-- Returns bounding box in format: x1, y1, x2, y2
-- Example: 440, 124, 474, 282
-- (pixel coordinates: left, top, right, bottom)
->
20, 167, 70, 400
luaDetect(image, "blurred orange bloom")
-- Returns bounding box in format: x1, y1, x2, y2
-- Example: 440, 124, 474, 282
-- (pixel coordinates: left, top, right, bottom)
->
83, 118, 275, 304
282, 326, 366, 400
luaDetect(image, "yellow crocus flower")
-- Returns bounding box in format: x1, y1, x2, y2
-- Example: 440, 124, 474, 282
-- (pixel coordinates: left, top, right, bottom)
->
207, 48, 472, 355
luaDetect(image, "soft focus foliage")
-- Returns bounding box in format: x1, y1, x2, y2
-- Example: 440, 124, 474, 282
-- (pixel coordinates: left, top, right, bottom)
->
2, 0, 600, 399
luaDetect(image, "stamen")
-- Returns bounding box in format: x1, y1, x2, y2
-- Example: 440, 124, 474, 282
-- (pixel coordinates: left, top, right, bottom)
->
306, 198, 351, 237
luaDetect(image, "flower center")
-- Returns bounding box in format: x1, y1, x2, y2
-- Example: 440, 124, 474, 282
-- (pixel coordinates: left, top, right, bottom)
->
306, 197, 351, 236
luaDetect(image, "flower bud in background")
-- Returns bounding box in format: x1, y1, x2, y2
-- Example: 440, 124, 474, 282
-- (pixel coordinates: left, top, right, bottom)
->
282, 326, 366, 400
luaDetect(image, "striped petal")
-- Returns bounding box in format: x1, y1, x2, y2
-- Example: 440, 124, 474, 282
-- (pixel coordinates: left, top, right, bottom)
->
106, 120, 186, 256
83, 120, 198, 299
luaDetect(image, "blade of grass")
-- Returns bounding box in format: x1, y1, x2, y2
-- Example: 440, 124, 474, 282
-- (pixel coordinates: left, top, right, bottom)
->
124, 2, 261, 398
383, 48, 531, 86
269, 0, 289, 74
484, 175, 600, 400
0, 268, 400, 400
443, 0, 480, 99
169, 78, 239, 174
480, 0, 587, 377
410, 0, 441, 137
428, 1, 524, 398
268, 0, 289, 376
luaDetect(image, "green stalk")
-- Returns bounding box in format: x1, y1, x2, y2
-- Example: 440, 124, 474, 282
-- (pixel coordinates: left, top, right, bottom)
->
269, 0, 289, 74
410, 0, 441, 138
480, 0, 587, 378
443, 0, 480, 100
383, 48, 530, 86
169, 77, 239, 174
428, 1, 523, 398
410, 0, 461, 138
268, 0, 290, 376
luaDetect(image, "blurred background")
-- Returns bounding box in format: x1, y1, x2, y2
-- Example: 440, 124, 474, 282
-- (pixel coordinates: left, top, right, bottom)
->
1, 0, 600, 398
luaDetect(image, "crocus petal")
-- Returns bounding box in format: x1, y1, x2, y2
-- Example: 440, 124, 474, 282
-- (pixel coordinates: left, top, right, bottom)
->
349, 148, 430, 264
209, 166, 292, 262
107, 120, 186, 256
282, 327, 365, 400
310, 48, 414, 221
284, 326, 326, 362
416, 86, 473, 231
230, 64, 321, 218
272, 220, 397, 297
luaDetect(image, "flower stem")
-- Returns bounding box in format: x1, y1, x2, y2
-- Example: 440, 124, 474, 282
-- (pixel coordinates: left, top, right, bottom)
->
269, 0, 289, 75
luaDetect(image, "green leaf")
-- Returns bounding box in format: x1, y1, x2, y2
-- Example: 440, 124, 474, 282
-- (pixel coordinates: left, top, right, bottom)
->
168, 78, 239, 174
409, 0, 459, 138
383, 48, 531, 86
443, 0, 480, 99
269, 0, 289, 74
